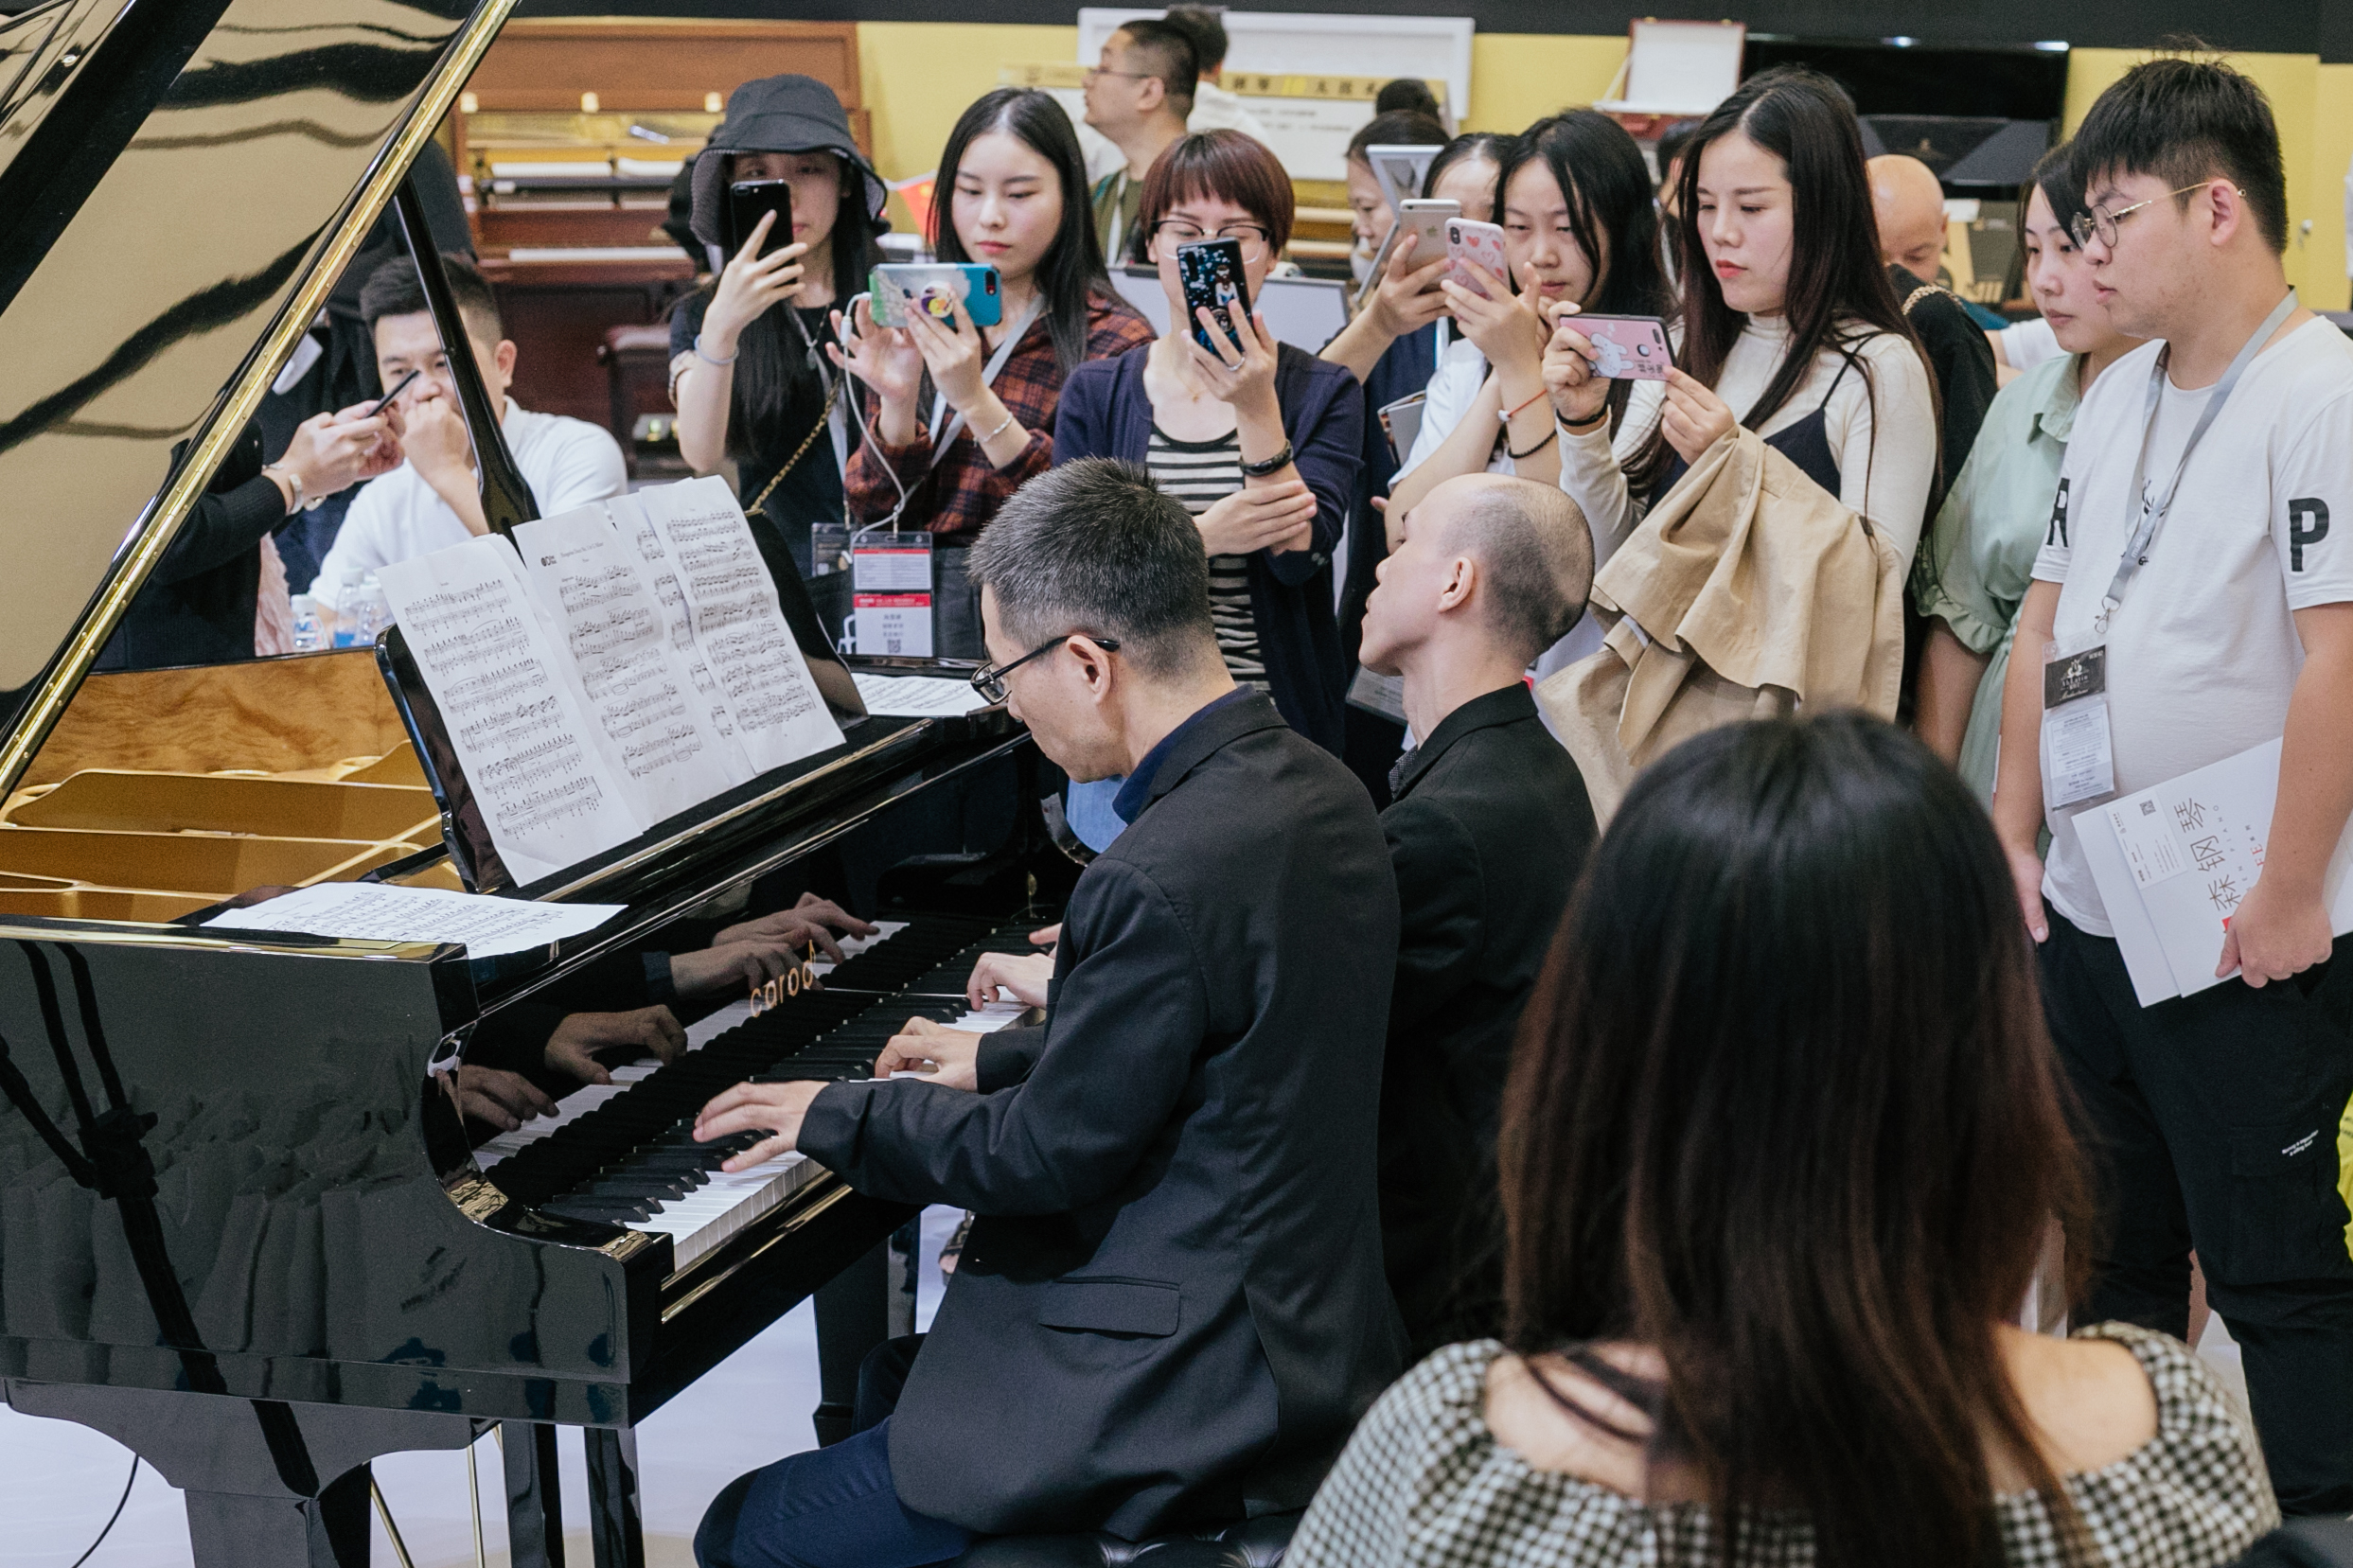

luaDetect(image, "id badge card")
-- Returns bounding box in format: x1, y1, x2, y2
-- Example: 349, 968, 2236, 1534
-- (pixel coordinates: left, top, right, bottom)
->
851, 532, 933, 657
2040, 640, 2115, 809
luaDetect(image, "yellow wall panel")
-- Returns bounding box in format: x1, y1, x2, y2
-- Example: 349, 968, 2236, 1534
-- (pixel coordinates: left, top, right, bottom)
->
856, 21, 1079, 184
1463, 33, 1627, 133
2309, 64, 2352, 312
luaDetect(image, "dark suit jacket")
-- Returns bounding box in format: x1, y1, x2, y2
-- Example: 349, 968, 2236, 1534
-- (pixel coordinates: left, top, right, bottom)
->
799, 693, 1404, 1538
97, 424, 284, 672
1889, 264, 1999, 505
1053, 345, 1364, 754
1376, 683, 1595, 1353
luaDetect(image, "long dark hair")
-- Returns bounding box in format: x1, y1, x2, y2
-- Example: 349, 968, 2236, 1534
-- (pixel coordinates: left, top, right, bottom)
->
1420, 131, 1516, 218
709, 152, 879, 465
1498, 111, 1674, 436
1500, 714, 2094, 1568
933, 88, 1113, 375
1634, 67, 1920, 494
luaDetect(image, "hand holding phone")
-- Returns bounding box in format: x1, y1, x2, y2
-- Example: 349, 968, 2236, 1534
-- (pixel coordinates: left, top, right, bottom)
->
869, 264, 1003, 328
1571, 314, 1675, 380
1442, 219, 1508, 300
1177, 238, 1252, 354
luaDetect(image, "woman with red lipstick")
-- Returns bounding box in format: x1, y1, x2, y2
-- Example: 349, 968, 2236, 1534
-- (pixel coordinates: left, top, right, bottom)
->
673, 75, 887, 590
1547, 68, 1937, 573
1389, 114, 1671, 549
832, 89, 1152, 655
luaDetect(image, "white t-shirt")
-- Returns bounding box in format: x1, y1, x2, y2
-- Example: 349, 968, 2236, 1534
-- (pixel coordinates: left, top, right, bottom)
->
2031, 317, 2353, 936
308, 400, 628, 608
1557, 314, 1939, 573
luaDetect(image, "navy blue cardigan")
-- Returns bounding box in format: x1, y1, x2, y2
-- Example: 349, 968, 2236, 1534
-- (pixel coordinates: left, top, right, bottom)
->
1053, 342, 1365, 754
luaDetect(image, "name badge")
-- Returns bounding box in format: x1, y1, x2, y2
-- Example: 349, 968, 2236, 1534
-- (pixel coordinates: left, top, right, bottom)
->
2041, 641, 2115, 810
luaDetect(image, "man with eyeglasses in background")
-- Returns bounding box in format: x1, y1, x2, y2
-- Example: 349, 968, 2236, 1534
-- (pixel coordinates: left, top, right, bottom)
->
1992, 57, 2353, 1514
690, 458, 1403, 1566
1082, 19, 1197, 262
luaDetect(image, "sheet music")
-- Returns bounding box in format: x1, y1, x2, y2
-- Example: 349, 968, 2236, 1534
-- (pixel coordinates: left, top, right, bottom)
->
608, 489, 732, 718
377, 537, 645, 885
205, 882, 624, 959
513, 505, 752, 822
635, 477, 845, 771
851, 672, 991, 717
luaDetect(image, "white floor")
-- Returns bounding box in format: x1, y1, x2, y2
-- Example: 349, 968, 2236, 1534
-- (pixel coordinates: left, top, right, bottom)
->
0, 1206, 963, 1568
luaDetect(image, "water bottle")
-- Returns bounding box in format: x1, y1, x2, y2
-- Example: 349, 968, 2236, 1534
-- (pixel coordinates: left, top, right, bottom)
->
289, 594, 326, 652
331, 571, 365, 646
354, 572, 393, 643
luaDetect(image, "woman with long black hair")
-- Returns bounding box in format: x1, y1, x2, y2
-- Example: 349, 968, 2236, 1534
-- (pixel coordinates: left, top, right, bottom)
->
672, 75, 887, 588
1290, 714, 2277, 1568
1546, 67, 1937, 571
831, 87, 1152, 655
1389, 113, 1672, 530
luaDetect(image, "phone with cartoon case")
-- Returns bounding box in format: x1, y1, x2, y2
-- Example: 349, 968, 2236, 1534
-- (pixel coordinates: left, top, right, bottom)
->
1176, 238, 1251, 352
868, 263, 1003, 328
1443, 218, 1508, 299
1568, 314, 1674, 380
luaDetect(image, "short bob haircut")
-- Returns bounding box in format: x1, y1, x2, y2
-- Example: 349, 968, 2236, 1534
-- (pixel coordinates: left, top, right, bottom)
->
1136, 130, 1295, 259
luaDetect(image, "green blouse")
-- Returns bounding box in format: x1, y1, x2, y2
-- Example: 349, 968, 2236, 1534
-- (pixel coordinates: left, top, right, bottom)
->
1913, 350, 2082, 805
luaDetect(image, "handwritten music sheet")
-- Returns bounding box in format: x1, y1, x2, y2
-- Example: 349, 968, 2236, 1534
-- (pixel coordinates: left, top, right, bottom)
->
634, 477, 844, 772
377, 537, 645, 885
512, 504, 752, 823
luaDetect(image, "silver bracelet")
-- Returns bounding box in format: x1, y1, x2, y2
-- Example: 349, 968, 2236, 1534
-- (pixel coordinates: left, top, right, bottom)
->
978, 409, 1018, 445
695, 334, 738, 367
262, 463, 304, 516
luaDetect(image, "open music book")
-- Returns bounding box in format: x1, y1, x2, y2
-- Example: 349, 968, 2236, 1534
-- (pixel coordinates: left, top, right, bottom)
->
376, 477, 844, 885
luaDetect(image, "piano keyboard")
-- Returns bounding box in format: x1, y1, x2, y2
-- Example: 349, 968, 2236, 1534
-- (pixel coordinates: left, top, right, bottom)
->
473, 911, 1050, 1275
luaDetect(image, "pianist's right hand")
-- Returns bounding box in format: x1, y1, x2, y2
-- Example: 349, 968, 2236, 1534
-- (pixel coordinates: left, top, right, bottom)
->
544, 1005, 686, 1085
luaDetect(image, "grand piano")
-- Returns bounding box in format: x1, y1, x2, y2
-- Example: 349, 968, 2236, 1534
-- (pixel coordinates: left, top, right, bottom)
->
0, 3, 1072, 1562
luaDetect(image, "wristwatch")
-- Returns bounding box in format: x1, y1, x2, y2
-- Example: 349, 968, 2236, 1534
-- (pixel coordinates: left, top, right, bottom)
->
261, 463, 305, 516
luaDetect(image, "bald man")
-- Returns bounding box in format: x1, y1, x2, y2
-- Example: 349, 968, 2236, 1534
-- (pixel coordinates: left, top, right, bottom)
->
1358, 473, 1597, 1353
1867, 154, 1998, 500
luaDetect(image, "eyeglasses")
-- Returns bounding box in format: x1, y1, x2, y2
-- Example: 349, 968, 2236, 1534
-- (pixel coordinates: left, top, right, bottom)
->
1151, 220, 1274, 262
1084, 66, 1155, 84
2069, 182, 2240, 251
969, 631, 1121, 704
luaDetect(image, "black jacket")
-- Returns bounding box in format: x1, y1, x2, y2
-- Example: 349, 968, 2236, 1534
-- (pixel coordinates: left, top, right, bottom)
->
1376, 683, 1595, 1353
799, 693, 1404, 1537
1889, 265, 1998, 504
97, 424, 283, 672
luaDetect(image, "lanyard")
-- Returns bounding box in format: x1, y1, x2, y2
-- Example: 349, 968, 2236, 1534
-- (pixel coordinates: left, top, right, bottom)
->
926, 295, 1045, 467
2098, 290, 2298, 626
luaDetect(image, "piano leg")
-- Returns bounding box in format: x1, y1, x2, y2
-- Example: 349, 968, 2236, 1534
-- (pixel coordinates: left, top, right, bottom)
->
503, 1420, 568, 1568
184, 1472, 368, 1566
584, 1427, 647, 1568
811, 1241, 891, 1447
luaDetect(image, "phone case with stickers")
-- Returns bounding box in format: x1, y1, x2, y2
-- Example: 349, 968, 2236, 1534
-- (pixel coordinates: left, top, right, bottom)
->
1571, 315, 1675, 380
1443, 219, 1508, 298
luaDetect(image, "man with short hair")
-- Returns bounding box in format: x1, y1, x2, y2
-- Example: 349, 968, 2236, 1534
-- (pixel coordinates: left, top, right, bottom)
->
1160, 6, 1273, 144
1357, 473, 1597, 1352
1993, 56, 2353, 1514
691, 458, 1404, 1565
1868, 152, 1998, 485
1083, 20, 1197, 263
306, 253, 626, 613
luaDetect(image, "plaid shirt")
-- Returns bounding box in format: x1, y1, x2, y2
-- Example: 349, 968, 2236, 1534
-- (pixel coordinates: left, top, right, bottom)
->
843, 291, 1154, 541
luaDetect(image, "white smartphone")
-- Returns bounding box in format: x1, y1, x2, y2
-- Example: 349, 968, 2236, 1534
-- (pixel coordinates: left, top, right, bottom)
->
1366, 197, 1459, 285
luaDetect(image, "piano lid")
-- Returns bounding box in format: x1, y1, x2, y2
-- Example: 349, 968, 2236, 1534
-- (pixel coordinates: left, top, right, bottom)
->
0, 0, 516, 799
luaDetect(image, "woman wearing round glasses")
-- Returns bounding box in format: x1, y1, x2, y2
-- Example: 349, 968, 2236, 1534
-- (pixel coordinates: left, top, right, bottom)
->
1053, 130, 1364, 774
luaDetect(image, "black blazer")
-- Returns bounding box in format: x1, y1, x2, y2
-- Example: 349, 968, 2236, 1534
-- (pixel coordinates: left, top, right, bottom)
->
799, 693, 1405, 1538
1376, 683, 1595, 1353
97, 424, 283, 672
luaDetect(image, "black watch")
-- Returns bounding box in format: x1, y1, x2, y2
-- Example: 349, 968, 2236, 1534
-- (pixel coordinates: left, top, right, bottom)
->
1239, 441, 1296, 478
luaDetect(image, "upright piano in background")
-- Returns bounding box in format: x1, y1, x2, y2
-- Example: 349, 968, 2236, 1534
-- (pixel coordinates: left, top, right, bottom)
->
0, 4, 1069, 1563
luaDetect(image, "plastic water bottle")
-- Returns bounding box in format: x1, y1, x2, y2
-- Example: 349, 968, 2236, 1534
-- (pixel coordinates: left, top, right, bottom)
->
332, 571, 365, 646
353, 572, 393, 643
289, 594, 326, 652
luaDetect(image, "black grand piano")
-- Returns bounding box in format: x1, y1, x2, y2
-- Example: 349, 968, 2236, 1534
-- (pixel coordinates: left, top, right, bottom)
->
0, 2, 1073, 1561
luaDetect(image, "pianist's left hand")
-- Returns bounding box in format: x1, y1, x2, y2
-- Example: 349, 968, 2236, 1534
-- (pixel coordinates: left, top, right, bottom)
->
545, 1004, 685, 1085
694, 1080, 825, 1171
873, 1016, 981, 1091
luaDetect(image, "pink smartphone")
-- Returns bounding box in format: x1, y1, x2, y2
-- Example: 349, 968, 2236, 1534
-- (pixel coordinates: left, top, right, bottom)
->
1443, 218, 1507, 298
1570, 314, 1674, 380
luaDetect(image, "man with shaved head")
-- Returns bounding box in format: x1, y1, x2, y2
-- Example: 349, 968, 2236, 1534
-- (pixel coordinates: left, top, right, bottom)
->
1868, 153, 1999, 497
1357, 472, 1598, 1353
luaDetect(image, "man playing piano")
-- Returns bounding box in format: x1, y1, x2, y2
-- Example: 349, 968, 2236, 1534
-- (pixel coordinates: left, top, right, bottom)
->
1355, 472, 1598, 1354
690, 458, 1406, 1565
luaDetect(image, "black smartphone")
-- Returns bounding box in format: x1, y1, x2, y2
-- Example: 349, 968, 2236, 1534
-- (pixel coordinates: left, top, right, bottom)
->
1176, 238, 1250, 353
727, 179, 794, 258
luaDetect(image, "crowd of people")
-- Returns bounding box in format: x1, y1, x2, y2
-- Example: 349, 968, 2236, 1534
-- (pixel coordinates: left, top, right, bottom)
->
92, 18, 2353, 1565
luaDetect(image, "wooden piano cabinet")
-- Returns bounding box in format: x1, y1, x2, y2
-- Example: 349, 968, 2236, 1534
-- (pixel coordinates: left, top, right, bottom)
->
0, 650, 453, 916
482, 255, 696, 434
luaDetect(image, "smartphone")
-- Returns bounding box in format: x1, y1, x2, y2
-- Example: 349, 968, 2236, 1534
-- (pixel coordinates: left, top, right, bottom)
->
727, 179, 793, 258
1444, 218, 1508, 298
1571, 314, 1675, 380
1365, 197, 1458, 286
869, 263, 1003, 328
1177, 238, 1251, 352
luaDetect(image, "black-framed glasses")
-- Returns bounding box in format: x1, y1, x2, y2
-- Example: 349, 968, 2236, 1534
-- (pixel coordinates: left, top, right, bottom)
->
1151, 220, 1273, 262
969, 632, 1121, 704
1084, 66, 1154, 84
2070, 182, 2239, 251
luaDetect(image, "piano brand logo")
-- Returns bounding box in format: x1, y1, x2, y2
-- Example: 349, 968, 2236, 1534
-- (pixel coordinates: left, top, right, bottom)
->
748, 944, 822, 1016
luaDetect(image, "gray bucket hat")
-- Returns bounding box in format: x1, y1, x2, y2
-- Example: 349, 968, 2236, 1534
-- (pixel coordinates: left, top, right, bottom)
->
687, 74, 892, 254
